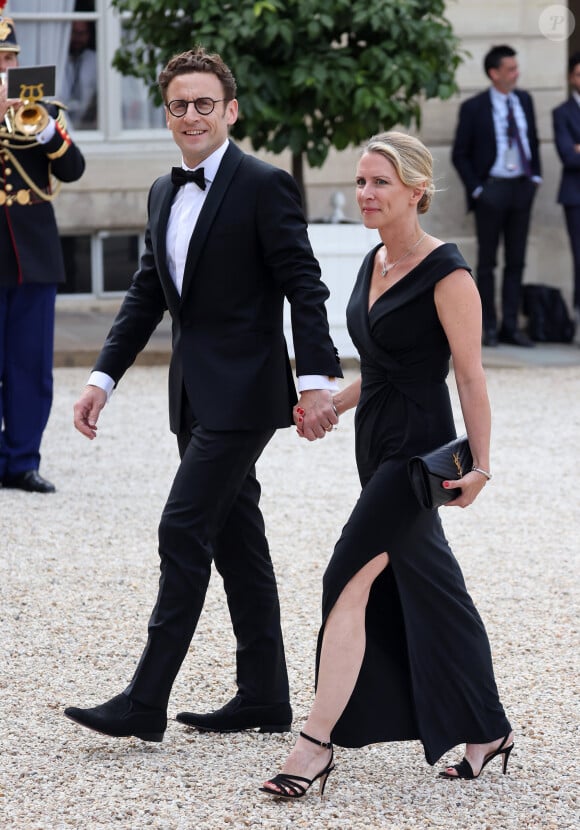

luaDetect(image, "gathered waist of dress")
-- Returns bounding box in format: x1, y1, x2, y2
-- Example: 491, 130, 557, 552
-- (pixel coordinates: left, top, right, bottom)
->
360, 359, 450, 388
359, 362, 451, 416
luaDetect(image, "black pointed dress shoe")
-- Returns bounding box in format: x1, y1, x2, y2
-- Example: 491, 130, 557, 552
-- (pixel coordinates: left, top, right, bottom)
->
64, 693, 167, 742
2, 470, 56, 493
498, 328, 535, 347
3, 469, 56, 493
176, 694, 292, 733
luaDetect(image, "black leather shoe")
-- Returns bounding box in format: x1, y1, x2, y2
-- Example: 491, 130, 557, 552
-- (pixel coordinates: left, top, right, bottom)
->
3, 470, 56, 493
64, 693, 166, 742
176, 694, 292, 733
498, 329, 535, 347
482, 328, 498, 347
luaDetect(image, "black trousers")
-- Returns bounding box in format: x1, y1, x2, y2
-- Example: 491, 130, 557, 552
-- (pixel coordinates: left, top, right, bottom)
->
564, 205, 580, 310
474, 177, 537, 333
124, 415, 289, 711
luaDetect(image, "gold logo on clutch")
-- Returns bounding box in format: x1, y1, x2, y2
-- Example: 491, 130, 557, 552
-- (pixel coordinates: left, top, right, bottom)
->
452, 452, 463, 477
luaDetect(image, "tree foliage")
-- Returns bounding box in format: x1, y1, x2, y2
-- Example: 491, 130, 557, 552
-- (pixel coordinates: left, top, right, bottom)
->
111, 0, 464, 205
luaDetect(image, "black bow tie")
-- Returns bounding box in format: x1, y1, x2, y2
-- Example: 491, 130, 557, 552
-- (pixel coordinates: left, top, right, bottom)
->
171, 166, 206, 190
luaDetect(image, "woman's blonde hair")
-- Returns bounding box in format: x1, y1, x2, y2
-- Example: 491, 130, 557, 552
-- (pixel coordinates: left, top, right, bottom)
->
363, 131, 435, 214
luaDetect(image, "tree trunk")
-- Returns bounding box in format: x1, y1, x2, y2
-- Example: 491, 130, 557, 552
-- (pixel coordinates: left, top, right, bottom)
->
291, 151, 308, 219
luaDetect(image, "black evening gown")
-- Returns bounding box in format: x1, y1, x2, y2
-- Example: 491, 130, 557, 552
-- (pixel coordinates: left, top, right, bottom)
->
319, 243, 511, 765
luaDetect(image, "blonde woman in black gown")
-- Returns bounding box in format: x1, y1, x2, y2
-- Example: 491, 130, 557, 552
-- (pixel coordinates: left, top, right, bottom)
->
261, 132, 513, 799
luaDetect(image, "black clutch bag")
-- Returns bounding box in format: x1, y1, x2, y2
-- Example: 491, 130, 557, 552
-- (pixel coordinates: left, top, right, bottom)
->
408, 436, 472, 509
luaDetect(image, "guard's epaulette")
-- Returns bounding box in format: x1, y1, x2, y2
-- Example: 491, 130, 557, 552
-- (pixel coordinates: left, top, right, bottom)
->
46, 111, 73, 159
54, 106, 68, 131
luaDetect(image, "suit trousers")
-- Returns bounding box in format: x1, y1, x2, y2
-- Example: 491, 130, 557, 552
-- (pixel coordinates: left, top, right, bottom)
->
0, 283, 57, 478
474, 177, 537, 333
564, 205, 580, 309
124, 417, 290, 711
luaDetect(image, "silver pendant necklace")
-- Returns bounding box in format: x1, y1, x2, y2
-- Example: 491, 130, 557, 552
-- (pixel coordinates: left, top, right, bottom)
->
381, 232, 427, 277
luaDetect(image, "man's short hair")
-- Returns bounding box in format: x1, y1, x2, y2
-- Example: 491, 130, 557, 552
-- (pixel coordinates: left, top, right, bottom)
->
484, 44, 517, 78
158, 46, 237, 104
569, 51, 580, 74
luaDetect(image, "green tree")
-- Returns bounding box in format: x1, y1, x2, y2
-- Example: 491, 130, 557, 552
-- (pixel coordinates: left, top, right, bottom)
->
112, 0, 464, 215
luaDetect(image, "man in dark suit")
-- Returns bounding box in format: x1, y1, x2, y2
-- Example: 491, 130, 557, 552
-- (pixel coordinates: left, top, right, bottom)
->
452, 44, 542, 347
552, 50, 580, 343
64, 47, 342, 742
0, 16, 85, 493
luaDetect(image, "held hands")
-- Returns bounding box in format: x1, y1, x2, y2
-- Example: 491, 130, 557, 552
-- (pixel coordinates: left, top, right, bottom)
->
73, 385, 108, 440
441, 469, 489, 508
293, 389, 338, 441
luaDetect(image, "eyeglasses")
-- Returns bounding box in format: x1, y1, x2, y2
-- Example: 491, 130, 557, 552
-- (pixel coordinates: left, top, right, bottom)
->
166, 97, 228, 117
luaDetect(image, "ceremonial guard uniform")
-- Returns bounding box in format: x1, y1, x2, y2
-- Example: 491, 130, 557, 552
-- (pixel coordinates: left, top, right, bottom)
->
0, 12, 85, 492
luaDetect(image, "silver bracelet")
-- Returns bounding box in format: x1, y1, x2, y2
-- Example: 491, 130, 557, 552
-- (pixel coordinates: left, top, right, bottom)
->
472, 466, 492, 480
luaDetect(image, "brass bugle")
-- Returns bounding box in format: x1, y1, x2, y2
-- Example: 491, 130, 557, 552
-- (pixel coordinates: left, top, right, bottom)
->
13, 97, 49, 135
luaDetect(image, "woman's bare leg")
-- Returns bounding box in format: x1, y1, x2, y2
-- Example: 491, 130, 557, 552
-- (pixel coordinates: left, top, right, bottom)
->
262, 552, 388, 792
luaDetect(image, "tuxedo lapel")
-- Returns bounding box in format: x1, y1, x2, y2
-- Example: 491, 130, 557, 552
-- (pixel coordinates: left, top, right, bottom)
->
150, 175, 181, 314
180, 143, 244, 302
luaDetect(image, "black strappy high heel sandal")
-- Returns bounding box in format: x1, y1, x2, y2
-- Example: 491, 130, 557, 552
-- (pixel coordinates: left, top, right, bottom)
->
439, 733, 514, 780
259, 731, 335, 799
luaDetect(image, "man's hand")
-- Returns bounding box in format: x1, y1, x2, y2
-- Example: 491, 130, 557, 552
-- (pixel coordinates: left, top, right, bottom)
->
0, 85, 21, 122
293, 389, 338, 441
73, 385, 107, 439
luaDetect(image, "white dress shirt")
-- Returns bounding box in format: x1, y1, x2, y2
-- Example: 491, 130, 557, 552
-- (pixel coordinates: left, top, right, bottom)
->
488, 87, 532, 179
165, 140, 227, 295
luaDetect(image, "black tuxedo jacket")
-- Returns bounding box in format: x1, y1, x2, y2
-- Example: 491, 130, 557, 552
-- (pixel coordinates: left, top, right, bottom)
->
552, 97, 580, 206
452, 88, 541, 211
94, 142, 342, 433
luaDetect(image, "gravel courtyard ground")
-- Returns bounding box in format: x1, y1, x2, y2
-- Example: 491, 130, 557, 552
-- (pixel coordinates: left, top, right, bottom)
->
1, 364, 578, 829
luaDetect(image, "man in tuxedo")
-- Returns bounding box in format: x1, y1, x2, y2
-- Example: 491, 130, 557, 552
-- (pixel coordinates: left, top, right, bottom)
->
64, 47, 342, 742
452, 44, 542, 347
552, 51, 580, 343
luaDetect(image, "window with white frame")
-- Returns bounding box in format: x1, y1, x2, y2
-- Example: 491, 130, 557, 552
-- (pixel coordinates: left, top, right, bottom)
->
11, 0, 165, 135
11, 0, 165, 295
59, 232, 143, 296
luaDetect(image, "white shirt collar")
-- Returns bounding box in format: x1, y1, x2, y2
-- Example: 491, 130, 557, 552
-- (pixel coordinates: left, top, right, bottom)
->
490, 86, 510, 106
572, 90, 580, 107
181, 139, 229, 185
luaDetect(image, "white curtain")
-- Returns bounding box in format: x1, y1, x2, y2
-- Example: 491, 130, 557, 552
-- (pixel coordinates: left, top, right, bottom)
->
11, 1, 74, 93
119, 19, 164, 130
122, 74, 165, 129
